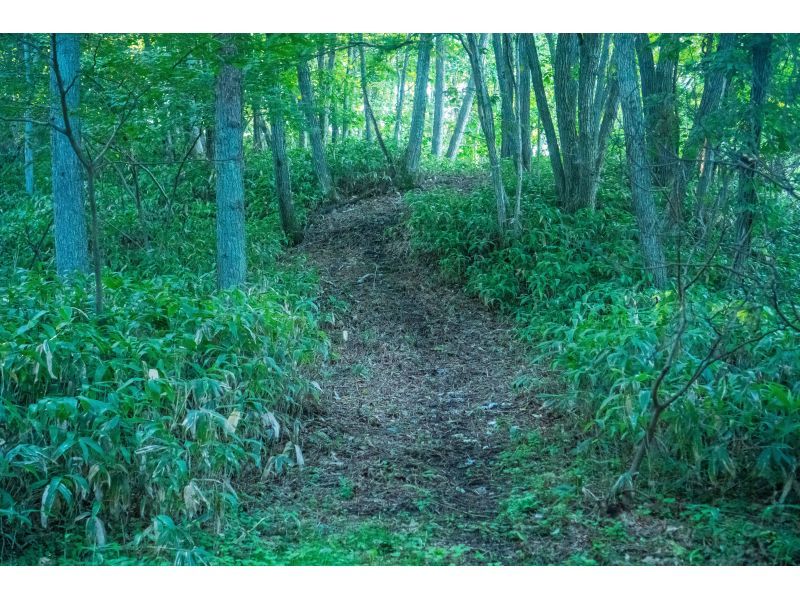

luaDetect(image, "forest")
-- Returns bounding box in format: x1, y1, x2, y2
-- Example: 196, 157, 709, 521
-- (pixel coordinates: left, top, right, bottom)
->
0, 31, 799, 566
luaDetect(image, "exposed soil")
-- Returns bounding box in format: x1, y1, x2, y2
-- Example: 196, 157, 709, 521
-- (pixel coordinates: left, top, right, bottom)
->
262, 189, 552, 563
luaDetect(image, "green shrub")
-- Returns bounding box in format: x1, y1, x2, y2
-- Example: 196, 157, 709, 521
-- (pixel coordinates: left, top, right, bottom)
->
0, 269, 328, 557
405, 174, 800, 499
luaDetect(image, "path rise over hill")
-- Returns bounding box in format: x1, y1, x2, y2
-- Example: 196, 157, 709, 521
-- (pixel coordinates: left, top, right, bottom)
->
278, 191, 546, 562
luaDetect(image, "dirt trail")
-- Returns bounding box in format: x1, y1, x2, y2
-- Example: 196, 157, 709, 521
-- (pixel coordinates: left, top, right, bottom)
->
278, 190, 545, 562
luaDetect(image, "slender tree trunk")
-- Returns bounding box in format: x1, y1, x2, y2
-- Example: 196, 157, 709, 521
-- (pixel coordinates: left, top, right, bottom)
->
214, 36, 246, 289
636, 34, 680, 191
523, 33, 567, 202
393, 39, 411, 144
574, 33, 603, 209
511, 37, 524, 235
323, 43, 336, 142
357, 35, 372, 142
400, 33, 433, 187
518, 38, 532, 171
447, 34, 488, 160
269, 95, 302, 246
676, 34, 735, 224
49, 33, 89, 276
253, 97, 265, 151
342, 45, 354, 141
493, 34, 518, 160
732, 34, 773, 282
431, 34, 446, 157
297, 59, 337, 201
615, 33, 668, 289
465, 33, 508, 233
554, 33, 580, 207
524, 33, 616, 212
23, 36, 35, 195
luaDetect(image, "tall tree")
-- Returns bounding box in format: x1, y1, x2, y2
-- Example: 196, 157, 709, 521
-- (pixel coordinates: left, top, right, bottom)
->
431, 34, 446, 157
297, 58, 337, 201
615, 33, 668, 289
400, 33, 433, 187
252, 96, 270, 151
446, 33, 488, 160
732, 34, 774, 281
268, 89, 302, 246
22, 35, 35, 195
341, 44, 355, 141
671, 34, 736, 225
524, 33, 619, 212
214, 35, 246, 289
518, 38, 532, 170
493, 34, 518, 160
49, 33, 89, 277
393, 37, 411, 143
357, 34, 372, 142
636, 34, 680, 190
464, 33, 508, 233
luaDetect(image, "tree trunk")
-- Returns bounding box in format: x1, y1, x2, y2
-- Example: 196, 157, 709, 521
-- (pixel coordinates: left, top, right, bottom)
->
732, 34, 773, 282
297, 59, 337, 201
23, 35, 35, 195
518, 38, 532, 171
615, 33, 668, 289
636, 34, 680, 191
574, 33, 604, 209
253, 96, 265, 151
269, 95, 302, 246
493, 34, 518, 160
523, 33, 567, 201
447, 34, 488, 159
357, 35, 372, 142
524, 33, 617, 212
323, 43, 336, 143
214, 36, 246, 289
400, 33, 433, 187
49, 33, 89, 276
393, 38, 411, 143
465, 33, 508, 234
674, 34, 736, 224
431, 34, 446, 157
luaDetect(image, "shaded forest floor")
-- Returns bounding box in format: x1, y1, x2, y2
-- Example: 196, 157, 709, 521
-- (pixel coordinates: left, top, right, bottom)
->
203, 186, 800, 565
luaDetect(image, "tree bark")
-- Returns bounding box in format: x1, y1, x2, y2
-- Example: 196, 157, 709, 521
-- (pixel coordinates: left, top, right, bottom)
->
447, 34, 488, 160
493, 34, 518, 160
615, 33, 668, 289
357, 35, 372, 142
465, 33, 508, 234
673, 34, 736, 224
297, 59, 337, 201
523, 33, 566, 201
400, 33, 433, 187
524, 33, 617, 212
431, 34, 446, 157
269, 94, 302, 246
393, 37, 411, 144
341, 44, 354, 141
49, 33, 89, 276
636, 34, 680, 191
732, 34, 773, 282
518, 38, 532, 171
23, 35, 35, 195
325, 44, 337, 144
214, 36, 246, 289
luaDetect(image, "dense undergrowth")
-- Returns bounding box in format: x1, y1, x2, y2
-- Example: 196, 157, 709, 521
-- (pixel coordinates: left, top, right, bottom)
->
406, 157, 800, 505
0, 140, 399, 562
4, 137, 799, 564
